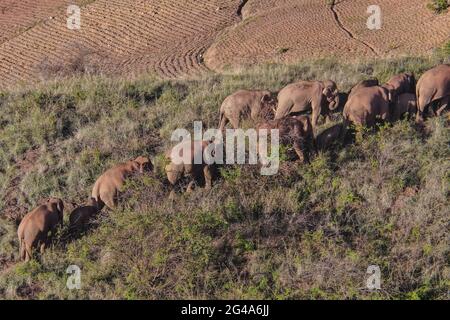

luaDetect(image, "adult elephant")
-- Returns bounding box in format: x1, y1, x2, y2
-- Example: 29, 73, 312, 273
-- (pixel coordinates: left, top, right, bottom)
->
274, 80, 340, 129
348, 79, 380, 98
343, 86, 390, 128
17, 198, 64, 261
382, 73, 416, 104
91, 156, 153, 209
334, 79, 380, 115
416, 64, 450, 122
219, 90, 276, 130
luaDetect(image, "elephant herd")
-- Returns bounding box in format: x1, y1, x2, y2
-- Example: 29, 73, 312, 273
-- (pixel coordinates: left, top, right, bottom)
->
16, 64, 449, 261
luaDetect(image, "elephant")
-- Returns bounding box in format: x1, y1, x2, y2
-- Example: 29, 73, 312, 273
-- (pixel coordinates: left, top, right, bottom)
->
257, 115, 314, 163
392, 93, 417, 122
416, 64, 450, 122
336, 79, 380, 115
348, 79, 380, 98
69, 198, 100, 232
343, 86, 390, 128
315, 123, 344, 151
274, 80, 340, 129
17, 198, 64, 262
165, 140, 217, 193
219, 90, 276, 130
91, 156, 153, 209
381, 73, 416, 104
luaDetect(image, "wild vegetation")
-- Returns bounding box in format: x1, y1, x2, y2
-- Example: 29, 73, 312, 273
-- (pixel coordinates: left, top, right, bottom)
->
427, 0, 449, 13
0, 55, 449, 299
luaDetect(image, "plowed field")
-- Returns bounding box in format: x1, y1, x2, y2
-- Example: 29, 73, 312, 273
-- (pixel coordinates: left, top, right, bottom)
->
0, 0, 448, 88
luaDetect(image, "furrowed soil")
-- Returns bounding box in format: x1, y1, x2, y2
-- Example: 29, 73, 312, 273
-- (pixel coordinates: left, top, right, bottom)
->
0, 0, 448, 88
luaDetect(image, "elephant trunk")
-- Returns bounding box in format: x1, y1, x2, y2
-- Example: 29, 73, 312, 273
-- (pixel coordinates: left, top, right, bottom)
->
329, 93, 340, 111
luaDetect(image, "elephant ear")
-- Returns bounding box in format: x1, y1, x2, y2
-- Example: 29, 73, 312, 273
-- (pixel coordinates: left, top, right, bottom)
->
322, 81, 337, 100
322, 86, 332, 98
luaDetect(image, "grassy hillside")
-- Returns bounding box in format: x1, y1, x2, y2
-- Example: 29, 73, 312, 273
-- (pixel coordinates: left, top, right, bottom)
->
0, 56, 449, 299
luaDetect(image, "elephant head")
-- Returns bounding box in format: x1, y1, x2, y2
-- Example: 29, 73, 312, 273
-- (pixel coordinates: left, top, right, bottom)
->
384, 73, 416, 103
47, 197, 64, 223
322, 80, 340, 111
134, 156, 153, 174
405, 73, 416, 93
260, 90, 277, 118
165, 163, 182, 185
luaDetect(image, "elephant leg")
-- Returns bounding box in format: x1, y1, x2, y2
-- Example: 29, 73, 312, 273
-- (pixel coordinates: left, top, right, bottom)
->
219, 113, 228, 131
186, 180, 195, 193
19, 241, 26, 261
168, 189, 177, 201
436, 96, 449, 116
416, 109, 425, 123
230, 117, 240, 129
40, 241, 46, 255
25, 243, 33, 262
101, 191, 116, 209
293, 140, 307, 163
311, 108, 320, 130
203, 166, 213, 190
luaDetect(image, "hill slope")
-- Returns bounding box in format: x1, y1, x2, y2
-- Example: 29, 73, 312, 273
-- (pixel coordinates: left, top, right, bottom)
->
0, 57, 449, 299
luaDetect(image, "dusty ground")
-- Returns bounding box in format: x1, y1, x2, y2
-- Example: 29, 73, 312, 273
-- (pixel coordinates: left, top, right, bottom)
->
0, 0, 448, 88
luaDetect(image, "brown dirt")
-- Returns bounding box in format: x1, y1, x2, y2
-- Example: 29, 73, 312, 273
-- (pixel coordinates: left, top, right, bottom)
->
0, 0, 71, 44
0, 0, 448, 88
205, 0, 450, 72
0, 0, 242, 88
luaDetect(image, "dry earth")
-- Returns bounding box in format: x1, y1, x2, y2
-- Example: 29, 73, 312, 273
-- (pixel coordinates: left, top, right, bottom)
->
0, 0, 448, 88
205, 0, 450, 71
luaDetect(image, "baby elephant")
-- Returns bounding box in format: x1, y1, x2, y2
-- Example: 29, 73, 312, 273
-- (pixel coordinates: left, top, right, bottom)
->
17, 198, 64, 262
315, 123, 344, 151
392, 93, 417, 122
69, 198, 100, 232
92, 156, 153, 209
165, 140, 217, 193
257, 115, 314, 163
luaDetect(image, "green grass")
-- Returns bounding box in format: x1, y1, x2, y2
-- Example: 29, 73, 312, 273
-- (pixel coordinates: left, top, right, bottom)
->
0, 56, 449, 299
427, 0, 449, 13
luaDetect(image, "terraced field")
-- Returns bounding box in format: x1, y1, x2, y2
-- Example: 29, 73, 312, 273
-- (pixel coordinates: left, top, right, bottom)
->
0, 0, 71, 44
0, 0, 448, 88
205, 0, 450, 72
0, 0, 241, 88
